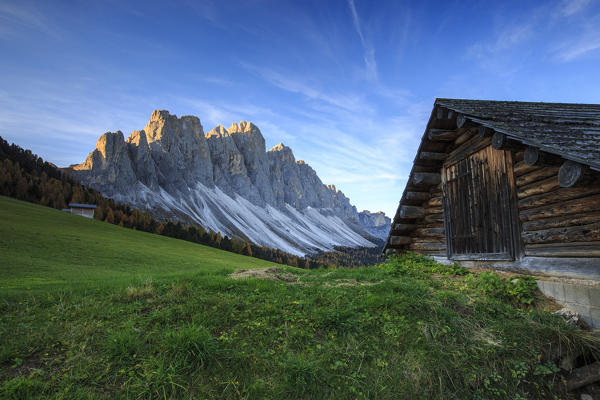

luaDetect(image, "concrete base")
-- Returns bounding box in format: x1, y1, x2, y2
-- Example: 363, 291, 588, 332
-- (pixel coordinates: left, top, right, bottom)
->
433, 256, 600, 280
536, 280, 600, 328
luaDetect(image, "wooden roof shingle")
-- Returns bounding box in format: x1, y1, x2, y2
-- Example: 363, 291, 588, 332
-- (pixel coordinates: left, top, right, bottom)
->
436, 99, 600, 170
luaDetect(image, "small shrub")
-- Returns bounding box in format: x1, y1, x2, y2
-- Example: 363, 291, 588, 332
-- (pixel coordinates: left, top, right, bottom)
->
381, 253, 469, 277
164, 324, 221, 369
466, 272, 538, 305
506, 276, 538, 305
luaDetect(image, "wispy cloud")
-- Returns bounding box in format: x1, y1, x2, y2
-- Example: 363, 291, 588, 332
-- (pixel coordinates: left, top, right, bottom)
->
467, 1, 600, 69
467, 23, 534, 61
552, 12, 600, 61
0, 2, 61, 39
554, 33, 600, 61
347, 0, 377, 80
243, 64, 371, 113
559, 0, 592, 16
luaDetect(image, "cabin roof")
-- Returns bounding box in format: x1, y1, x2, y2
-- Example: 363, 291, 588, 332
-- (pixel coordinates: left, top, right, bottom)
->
384, 98, 600, 253
436, 99, 600, 170
68, 203, 97, 209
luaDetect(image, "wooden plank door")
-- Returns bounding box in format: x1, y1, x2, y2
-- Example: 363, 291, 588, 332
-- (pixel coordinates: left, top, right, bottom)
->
442, 145, 518, 260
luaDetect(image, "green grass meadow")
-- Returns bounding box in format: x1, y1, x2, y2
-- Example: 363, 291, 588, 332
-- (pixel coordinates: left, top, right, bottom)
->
0, 196, 274, 294
0, 196, 598, 399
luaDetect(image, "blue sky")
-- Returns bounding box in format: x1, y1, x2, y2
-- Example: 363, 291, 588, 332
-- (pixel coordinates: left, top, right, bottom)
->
1, 0, 600, 217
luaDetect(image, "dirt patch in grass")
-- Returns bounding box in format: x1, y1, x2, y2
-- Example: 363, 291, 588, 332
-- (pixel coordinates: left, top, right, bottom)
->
323, 278, 382, 287
229, 267, 299, 283
229, 268, 382, 287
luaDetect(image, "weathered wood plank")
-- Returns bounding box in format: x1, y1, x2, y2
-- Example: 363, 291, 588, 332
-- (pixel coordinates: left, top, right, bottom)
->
513, 151, 524, 163
428, 129, 458, 142
525, 242, 600, 258
558, 160, 590, 188
393, 223, 416, 232
515, 166, 560, 187
436, 107, 446, 120
419, 222, 445, 230
524, 146, 541, 166
454, 129, 474, 146
518, 185, 600, 210
522, 222, 600, 245
424, 213, 444, 223
399, 205, 425, 219
492, 132, 522, 151
424, 206, 442, 215
426, 196, 443, 207
517, 176, 560, 199
444, 136, 492, 166
412, 172, 441, 187
519, 194, 600, 221
412, 227, 445, 238
513, 160, 539, 177
479, 126, 494, 138
524, 146, 562, 167
409, 241, 446, 252
389, 236, 411, 246
522, 211, 600, 232
404, 191, 431, 204
419, 152, 447, 161
412, 238, 445, 245
456, 114, 472, 129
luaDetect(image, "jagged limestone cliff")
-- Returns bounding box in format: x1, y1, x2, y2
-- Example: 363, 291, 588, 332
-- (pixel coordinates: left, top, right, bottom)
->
69, 110, 389, 254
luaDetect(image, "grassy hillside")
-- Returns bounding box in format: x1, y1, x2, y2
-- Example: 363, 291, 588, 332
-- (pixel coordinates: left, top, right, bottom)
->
0, 196, 275, 293
1, 197, 598, 399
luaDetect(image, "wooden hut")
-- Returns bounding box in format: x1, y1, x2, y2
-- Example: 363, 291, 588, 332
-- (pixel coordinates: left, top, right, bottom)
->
68, 203, 97, 219
385, 99, 600, 281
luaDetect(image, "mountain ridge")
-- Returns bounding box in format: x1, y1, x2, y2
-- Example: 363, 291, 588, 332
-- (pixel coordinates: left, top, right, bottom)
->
67, 110, 390, 255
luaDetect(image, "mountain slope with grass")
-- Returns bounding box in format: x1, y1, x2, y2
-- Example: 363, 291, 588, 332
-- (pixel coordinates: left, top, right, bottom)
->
1, 197, 598, 399
0, 196, 275, 293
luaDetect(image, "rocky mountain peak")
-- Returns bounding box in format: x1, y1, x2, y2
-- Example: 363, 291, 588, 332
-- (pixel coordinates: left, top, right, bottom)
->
149, 109, 170, 120
228, 121, 257, 134
127, 130, 148, 147
95, 131, 125, 159
69, 110, 390, 254
268, 142, 295, 164
206, 125, 229, 138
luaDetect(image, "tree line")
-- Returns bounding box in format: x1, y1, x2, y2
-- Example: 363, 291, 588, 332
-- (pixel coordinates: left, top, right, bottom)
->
0, 137, 383, 268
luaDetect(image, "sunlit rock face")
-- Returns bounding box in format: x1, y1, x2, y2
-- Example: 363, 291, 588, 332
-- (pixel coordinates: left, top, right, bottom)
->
69, 110, 389, 255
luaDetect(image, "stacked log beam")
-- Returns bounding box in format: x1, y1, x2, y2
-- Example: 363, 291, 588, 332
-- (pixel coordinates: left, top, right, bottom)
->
513, 158, 600, 257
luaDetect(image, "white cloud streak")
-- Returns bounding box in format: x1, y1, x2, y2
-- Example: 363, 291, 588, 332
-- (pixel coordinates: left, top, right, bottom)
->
347, 0, 377, 80
0, 2, 61, 39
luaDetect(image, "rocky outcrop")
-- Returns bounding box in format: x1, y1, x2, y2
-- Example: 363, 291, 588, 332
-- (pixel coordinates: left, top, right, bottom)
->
358, 210, 391, 240
68, 110, 389, 254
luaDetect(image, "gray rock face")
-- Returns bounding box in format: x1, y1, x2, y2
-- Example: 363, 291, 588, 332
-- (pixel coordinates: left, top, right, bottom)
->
69, 110, 389, 254
72, 131, 137, 196
358, 210, 392, 240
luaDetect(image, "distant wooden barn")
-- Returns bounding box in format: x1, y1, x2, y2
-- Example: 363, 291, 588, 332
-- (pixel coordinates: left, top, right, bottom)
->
67, 203, 97, 219
385, 99, 600, 281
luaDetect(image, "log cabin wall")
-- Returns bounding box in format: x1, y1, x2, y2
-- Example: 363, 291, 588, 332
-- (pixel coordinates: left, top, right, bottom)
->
514, 152, 600, 258
406, 185, 445, 256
